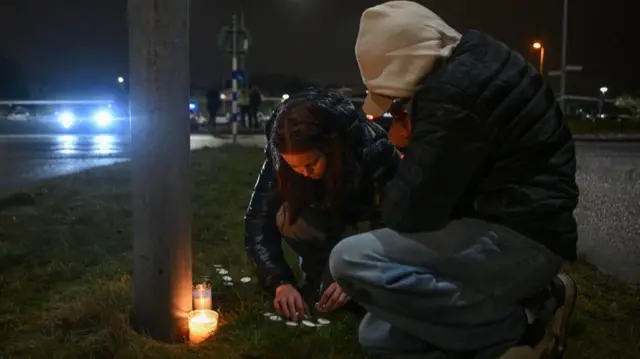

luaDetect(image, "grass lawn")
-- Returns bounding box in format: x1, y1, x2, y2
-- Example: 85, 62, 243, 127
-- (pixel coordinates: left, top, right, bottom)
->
0, 146, 638, 359
566, 118, 640, 134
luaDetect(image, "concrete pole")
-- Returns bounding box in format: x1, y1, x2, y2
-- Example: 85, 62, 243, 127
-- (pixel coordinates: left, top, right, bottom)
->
128, 0, 192, 342
560, 0, 568, 113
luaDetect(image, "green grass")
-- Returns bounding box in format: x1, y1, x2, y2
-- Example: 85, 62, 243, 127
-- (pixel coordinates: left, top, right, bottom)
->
566, 117, 640, 134
0, 146, 638, 359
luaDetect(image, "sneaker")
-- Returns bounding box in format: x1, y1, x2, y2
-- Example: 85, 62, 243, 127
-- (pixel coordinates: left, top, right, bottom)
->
505, 273, 577, 359
548, 273, 577, 356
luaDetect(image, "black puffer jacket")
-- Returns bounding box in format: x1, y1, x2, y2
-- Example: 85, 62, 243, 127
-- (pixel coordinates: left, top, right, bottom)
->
381, 30, 579, 261
244, 90, 400, 293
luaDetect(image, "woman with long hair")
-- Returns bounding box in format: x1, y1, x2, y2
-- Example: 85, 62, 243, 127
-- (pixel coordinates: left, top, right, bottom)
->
244, 88, 400, 321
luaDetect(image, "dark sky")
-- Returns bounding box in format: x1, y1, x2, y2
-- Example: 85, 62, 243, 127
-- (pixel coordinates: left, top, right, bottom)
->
0, 0, 637, 97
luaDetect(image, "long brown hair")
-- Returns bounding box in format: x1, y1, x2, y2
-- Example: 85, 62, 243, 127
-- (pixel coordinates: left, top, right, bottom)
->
270, 91, 353, 225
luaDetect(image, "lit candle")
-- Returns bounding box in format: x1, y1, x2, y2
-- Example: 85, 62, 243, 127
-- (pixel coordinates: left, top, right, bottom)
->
188, 309, 219, 344
192, 280, 212, 310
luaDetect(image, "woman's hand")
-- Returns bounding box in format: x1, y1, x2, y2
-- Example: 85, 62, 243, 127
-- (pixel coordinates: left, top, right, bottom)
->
317, 282, 350, 312
274, 284, 308, 321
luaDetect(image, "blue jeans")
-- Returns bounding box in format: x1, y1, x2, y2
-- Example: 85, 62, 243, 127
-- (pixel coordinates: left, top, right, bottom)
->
329, 218, 563, 358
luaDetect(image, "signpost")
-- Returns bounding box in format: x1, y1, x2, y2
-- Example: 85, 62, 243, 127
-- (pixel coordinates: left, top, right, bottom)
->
217, 23, 251, 57
218, 15, 252, 144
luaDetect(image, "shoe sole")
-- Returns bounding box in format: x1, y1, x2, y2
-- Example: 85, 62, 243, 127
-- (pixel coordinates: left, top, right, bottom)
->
552, 273, 577, 354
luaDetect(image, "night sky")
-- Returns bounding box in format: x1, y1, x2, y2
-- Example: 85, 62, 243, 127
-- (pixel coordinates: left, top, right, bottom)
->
0, 0, 637, 97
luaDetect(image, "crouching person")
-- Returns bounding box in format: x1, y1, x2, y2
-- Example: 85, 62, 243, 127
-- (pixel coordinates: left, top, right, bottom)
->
244, 88, 401, 321
330, 2, 579, 358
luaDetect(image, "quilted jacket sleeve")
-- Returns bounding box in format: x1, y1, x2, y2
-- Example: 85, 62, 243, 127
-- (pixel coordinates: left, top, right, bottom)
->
380, 88, 491, 232
244, 147, 295, 295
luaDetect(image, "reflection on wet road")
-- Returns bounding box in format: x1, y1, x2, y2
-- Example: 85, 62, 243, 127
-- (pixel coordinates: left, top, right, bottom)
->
0, 134, 129, 158
0, 134, 266, 195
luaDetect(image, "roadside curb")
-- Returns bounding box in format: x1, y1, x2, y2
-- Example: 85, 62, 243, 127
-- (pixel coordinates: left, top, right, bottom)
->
573, 134, 640, 142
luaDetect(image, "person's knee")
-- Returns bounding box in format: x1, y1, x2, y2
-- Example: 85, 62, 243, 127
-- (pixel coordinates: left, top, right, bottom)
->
329, 232, 381, 282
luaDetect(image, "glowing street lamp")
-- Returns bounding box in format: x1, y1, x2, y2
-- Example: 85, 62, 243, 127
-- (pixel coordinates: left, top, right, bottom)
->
598, 87, 609, 117
118, 76, 124, 84
532, 42, 545, 74
282, 93, 290, 101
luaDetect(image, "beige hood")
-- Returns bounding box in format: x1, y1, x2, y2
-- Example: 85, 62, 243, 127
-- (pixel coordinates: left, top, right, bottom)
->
356, 1, 461, 116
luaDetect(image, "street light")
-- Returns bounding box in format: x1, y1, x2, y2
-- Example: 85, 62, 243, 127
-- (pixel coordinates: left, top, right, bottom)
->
282, 94, 290, 101
532, 42, 545, 74
599, 87, 608, 117
117, 77, 125, 93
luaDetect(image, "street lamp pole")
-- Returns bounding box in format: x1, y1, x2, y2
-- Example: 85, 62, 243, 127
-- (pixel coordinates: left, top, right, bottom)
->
118, 76, 125, 92
231, 13, 239, 145
129, 0, 192, 342
533, 42, 545, 74
560, 0, 568, 113
599, 86, 608, 115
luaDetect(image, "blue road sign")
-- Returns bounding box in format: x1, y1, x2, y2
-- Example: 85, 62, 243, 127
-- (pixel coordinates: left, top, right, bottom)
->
232, 70, 245, 82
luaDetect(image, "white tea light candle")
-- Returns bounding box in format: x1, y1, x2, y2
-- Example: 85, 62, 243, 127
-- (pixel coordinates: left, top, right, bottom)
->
188, 309, 219, 344
193, 281, 213, 310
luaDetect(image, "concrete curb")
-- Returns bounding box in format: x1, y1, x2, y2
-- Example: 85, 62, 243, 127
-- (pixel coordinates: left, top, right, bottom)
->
573, 134, 640, 142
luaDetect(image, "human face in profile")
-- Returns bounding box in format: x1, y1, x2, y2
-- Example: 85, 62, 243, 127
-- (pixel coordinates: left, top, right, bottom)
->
281, 150, 327, 180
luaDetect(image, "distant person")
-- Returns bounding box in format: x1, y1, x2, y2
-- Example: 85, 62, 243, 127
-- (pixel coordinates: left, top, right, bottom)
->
244, 88, 400, 321
329, 1, 579, 358
206, 88, 221, 133
249, 85, 263, 129
238, 87, 250, 127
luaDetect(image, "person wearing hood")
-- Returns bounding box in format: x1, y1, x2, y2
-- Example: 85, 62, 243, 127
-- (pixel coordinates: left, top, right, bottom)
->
329, 1, 579, 358
244, 88, 400, 321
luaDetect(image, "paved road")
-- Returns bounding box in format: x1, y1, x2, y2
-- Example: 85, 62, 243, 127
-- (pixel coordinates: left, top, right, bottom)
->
0, 134, 265, 196
0, 135, 638, 282
573, 141, 640, 282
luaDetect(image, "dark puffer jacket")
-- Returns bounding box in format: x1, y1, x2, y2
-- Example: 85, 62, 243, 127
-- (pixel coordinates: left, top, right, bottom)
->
381, 30, 579, 261
244, 89, 400, 293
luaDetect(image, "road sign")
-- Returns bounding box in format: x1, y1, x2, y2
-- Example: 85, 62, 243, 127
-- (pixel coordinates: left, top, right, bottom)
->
548, 65, 583, 77
217, 25, 252, 56
232, 70, 245, 81
232, 70, 246, 85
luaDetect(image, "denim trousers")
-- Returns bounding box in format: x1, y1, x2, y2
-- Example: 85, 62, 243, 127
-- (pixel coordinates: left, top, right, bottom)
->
329, 218, 563, 358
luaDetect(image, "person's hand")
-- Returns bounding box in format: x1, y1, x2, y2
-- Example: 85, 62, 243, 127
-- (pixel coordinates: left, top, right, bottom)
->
274, 284, 308, 321
316, 282, 350, 312
388, 111, 412, 148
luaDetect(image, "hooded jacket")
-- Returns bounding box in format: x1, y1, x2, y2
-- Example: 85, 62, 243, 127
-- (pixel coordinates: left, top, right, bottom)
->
244, 89, 401, 294
356, 1, 579, 261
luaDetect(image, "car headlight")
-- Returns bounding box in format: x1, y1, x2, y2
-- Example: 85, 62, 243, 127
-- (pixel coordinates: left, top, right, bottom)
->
58, 111, 75, 128
94, 110, 113, 127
